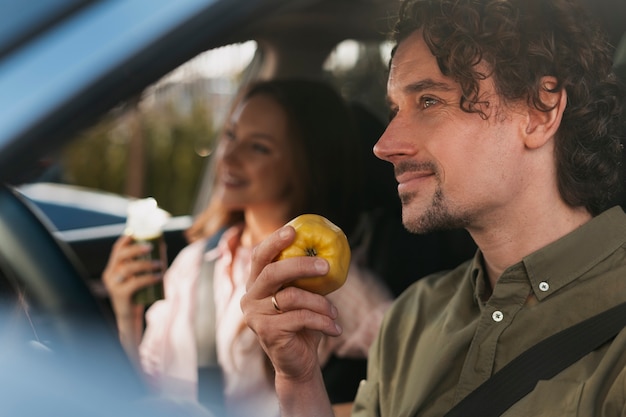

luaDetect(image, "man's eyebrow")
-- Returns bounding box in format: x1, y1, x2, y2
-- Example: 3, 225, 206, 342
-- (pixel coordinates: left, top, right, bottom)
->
386, 78, 455, 107
403, 78, 454, 94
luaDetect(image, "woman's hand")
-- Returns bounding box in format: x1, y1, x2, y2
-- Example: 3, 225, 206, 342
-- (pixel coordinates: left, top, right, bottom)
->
241, 225, 340, 417
102, 234, 163, 358
103, 235, 163, 317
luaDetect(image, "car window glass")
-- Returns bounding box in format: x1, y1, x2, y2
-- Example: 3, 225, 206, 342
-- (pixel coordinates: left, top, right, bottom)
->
323, 39, 393, 123
25, 38, 393, 224
33, 41, 257, 218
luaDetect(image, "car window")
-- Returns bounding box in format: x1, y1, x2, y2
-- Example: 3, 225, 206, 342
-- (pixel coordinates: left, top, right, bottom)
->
33, 41, 257, 218
26, 37, 392, 221
323, 39, 393, 123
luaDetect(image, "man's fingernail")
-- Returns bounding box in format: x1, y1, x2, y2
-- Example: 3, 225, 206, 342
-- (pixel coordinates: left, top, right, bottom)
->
315, 259, 329, 274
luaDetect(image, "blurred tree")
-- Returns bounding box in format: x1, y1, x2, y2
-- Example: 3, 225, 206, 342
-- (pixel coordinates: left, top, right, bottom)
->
61, 96, 216, 216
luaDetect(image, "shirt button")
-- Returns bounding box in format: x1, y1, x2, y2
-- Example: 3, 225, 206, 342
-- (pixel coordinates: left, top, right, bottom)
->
539, 281, 550, 292
492, 310, 504, 322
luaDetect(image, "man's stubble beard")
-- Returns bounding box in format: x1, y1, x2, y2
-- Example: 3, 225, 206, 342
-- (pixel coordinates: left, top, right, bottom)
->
400, 186, 470, 234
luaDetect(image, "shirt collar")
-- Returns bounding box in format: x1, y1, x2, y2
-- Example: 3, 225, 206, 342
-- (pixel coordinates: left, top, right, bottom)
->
469, 251, 487, 304
469, 206, 626, 302
522, 206, 626, 300
204, 223, 244, 263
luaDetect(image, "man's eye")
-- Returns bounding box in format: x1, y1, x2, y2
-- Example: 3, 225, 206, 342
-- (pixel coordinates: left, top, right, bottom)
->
420, 96, 439, 109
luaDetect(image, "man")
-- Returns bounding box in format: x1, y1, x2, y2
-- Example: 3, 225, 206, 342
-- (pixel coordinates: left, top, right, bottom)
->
240, 0, 626, 416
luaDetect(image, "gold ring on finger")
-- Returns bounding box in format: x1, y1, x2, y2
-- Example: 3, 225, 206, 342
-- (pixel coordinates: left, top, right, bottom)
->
271, 293, 283, 313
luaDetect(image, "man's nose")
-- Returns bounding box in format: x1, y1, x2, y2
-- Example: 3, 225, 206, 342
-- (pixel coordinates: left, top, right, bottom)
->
373, 117, 415, 164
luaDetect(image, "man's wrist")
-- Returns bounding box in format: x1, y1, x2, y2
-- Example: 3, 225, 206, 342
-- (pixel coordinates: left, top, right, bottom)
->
274, 369, 335, 417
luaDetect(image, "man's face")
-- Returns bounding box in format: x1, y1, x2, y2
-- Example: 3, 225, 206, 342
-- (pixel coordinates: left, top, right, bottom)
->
374, 30, 528, 234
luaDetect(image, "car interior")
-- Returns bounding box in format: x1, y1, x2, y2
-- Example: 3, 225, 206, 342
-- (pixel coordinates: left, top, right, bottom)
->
0, 0, 624, 415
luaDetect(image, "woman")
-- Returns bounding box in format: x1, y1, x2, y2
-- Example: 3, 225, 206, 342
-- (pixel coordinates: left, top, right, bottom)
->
102, 79, 392, 417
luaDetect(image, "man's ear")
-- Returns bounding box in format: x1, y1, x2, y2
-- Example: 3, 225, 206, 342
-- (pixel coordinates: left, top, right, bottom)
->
524, 76, 567, 149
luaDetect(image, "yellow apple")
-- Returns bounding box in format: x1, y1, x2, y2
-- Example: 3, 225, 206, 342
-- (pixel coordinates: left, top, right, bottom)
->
277, 214, 351, 295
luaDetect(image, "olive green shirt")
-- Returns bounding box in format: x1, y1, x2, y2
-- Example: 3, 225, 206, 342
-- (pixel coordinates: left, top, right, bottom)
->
353, 206, 626, 417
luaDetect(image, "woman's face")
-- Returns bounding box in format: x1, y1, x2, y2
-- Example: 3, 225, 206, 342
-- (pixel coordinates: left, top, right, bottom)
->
215, 93, 296, 212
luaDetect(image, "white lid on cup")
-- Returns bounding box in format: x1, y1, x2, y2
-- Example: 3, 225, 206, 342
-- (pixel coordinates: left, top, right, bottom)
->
125, 197, 170, 240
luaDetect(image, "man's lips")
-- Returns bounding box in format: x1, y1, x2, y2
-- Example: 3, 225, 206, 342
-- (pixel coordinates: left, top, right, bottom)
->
396, 171, 434, 193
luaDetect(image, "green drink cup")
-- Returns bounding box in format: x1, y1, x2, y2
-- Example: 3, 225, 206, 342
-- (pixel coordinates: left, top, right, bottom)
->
125, 198, 170, 306
131, 233, 167, 305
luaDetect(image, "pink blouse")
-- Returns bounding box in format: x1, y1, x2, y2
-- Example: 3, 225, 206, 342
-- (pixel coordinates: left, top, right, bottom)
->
139, 224, 392, 417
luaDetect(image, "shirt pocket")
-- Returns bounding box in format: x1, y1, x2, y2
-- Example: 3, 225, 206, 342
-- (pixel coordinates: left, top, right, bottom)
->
504, 380, 584, 417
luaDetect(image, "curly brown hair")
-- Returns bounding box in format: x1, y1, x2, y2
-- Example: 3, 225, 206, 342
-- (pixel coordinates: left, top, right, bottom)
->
392, 0, 625, 215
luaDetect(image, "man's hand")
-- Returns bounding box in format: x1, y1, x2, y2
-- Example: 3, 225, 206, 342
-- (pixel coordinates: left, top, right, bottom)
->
241, 225, 340, 416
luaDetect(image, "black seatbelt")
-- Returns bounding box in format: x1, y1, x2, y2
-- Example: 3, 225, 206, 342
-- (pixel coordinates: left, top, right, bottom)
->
444, 301, 626, 417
